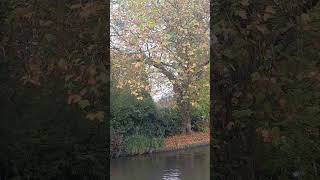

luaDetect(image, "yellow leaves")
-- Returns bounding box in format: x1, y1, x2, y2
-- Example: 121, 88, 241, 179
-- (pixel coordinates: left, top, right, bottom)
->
86, 111, 104, 122
191, 101, 197, 107
68, 94, 82, 104
148, 20, 156, 29
154, 59, 161, 65
137, 96, 144, 100
112, 63, 121, 69
131, 91, 139, 96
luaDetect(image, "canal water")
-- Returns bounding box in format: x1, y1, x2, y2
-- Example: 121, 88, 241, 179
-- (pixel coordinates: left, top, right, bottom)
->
111, 145, 209, 180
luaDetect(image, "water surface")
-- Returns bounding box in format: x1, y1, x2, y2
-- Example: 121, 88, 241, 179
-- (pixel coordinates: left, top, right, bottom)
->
111, 145, 209, 180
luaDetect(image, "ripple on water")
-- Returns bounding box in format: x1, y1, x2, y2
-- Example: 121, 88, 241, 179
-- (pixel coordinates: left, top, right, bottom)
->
162, 169, 181, 180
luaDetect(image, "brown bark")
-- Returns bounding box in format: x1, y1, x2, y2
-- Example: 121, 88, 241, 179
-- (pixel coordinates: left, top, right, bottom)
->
178, 101, 192, 134
173, 84, 192, 134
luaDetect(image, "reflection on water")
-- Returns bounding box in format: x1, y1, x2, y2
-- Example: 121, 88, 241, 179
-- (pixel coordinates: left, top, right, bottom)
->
162, 169, 181, 180
111, 146, 209, 180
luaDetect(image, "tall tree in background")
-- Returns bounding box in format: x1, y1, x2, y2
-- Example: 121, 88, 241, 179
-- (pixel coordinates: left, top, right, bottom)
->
111, 0, 209, 134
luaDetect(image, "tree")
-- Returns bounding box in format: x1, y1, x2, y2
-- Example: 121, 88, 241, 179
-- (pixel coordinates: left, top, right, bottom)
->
0, 0, 108, 178
211, 0, 320, 179
111, 0, 209, 134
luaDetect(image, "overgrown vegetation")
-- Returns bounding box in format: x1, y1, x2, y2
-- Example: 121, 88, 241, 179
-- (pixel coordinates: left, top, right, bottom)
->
110, 84, 209, 157
212, 0, 320, 179
0, 0, 107, 179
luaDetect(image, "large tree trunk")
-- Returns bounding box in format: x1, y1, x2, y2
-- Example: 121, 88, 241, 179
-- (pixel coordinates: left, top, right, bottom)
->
177, 100, 192, 134
173, 84, 192, 134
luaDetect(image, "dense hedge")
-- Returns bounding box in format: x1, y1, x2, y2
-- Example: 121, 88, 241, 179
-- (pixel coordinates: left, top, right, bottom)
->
110, 86, 209, 157
110, 87, 164, 157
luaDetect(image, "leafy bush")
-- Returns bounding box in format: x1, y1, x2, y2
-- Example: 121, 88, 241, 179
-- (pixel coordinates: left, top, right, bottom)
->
156, 108, 182, 137
191, 109, 209, 132
110, 87, 165, 156
111, 87, 163, 137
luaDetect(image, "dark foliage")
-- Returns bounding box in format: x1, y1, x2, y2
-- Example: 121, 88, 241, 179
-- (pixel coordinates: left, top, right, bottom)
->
211, 0, 320, 179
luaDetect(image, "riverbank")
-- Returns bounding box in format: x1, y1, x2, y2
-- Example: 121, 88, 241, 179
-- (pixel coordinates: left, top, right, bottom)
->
163, 132, 210, 151
116, 132, 210, 157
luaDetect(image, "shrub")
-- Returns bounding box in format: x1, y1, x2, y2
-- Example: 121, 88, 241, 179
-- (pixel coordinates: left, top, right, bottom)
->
156, 108, 182, 137
110, 87, 165, 156
191, 109, 209, 132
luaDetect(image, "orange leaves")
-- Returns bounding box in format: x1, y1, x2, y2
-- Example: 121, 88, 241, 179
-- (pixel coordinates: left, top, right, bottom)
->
164, 132, 210, 150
